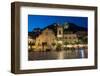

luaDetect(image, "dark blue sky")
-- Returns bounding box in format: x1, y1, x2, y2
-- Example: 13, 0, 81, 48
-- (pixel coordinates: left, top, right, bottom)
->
28, 15, 88, 32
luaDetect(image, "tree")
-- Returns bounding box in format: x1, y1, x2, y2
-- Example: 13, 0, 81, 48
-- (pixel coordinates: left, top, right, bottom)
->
75, 40, 79, 45
82, 36, 87, 44
52, 43, 56, 46
64, 41, 68, 45
51, 43, 56, 51
56, 43, 62, 51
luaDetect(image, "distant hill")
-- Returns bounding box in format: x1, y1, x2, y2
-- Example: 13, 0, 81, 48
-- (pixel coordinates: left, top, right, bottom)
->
63, 23, 87, 32
29, 22, 87, 37
45, 22, 87, 34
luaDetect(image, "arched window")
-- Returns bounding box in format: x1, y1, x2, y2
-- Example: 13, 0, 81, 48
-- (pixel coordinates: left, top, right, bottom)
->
59, 30, 61, 35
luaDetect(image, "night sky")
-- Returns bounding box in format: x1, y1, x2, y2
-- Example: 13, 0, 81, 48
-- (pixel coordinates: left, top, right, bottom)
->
28, 15, 88, 32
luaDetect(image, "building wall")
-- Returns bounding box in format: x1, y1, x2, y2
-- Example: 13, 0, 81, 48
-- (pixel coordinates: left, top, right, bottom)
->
56, 25, 78, 44
35, 28, 57, 51
63, 34, 78, 44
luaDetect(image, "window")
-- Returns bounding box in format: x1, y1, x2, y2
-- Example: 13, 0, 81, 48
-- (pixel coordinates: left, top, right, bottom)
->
42, 42, 47, 46
64, 37, 67, 39
69, 37, 71, 39
59, 30, 61, 35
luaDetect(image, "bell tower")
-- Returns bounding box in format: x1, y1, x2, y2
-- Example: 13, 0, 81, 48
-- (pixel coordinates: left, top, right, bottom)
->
57, 24, 63, 44
57, 26, 63, 38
